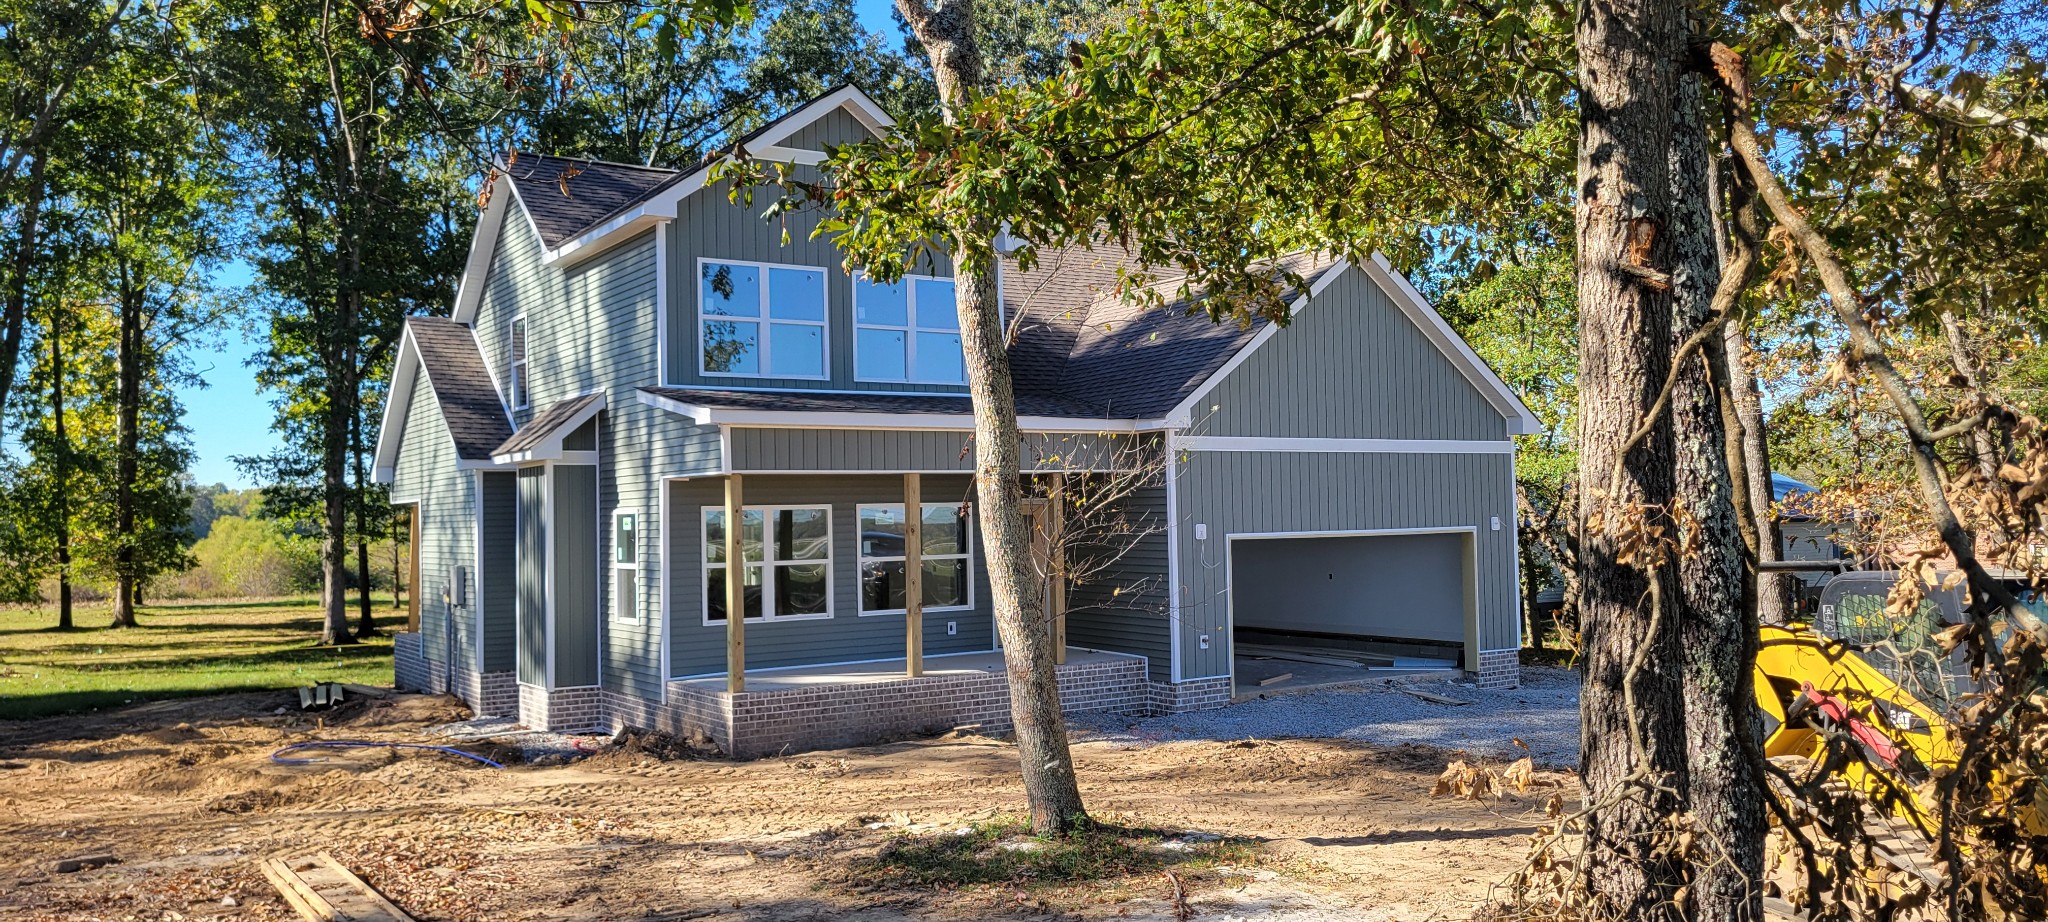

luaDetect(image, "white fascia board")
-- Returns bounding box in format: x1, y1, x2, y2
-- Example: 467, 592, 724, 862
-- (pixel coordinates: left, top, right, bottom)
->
543, 211, 669, 268
1160, 262, 1345, 428
740, 85, 896, 157
371, 328, 423, 484
1175, 436, 1517, 454
639, 399, 1161, 433
1362, 253, 1543, 435
452, 178, 520, 324
489, 391, 608, 466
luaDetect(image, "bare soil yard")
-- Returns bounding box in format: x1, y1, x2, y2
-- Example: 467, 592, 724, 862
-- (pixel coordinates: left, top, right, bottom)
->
0, 689, 1570, 921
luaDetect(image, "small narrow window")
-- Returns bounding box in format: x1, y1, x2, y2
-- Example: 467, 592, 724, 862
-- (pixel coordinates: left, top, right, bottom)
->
700, 260, 827, 378
854, 273, 964, 384
509, 316, 530, 408
857, 503, 972, 615
703, 505, 832, 622
612, 511, 639, 623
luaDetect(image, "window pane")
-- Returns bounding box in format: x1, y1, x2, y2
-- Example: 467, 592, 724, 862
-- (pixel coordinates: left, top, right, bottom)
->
855, 276, 908, 326
701, 262, 760, 317
921, 505, 965, 556
923, 558, 968, 608
513, 364, 528, 405
859, 505, 906, 555
510, 318, 526, 359
616, 568, 637, 616
768, 268, 826, 321
775, 508, 830, 561
856, 328, 907, 380
706, 565, 763, 621
615, 514, 636, 564
861, 560, 908, 612
914, 279, 958, 330
914, 332, 965, 383
703, 320, 759, 373
776, 563, 830, 616
767, 322, 824, 377
704, 509, 763, 562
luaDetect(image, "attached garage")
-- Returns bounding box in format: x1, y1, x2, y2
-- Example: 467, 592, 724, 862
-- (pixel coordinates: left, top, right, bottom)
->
1228, 529, 1478, 684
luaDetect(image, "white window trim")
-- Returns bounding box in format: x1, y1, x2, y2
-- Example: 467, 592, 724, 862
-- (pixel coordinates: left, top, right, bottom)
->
696, 257, 831, 381
509, 314, 530, 409
612, 508, 640, 624
699, 503, 835, 624
852, 270, 965, 385
855, 502, 975, 616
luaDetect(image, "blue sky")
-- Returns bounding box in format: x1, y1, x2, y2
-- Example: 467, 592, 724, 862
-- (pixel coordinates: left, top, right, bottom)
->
177, 3, 908, 489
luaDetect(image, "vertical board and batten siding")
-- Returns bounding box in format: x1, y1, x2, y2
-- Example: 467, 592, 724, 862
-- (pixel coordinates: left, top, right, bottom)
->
1172, 451, 1519, 680
1194, 267, 1511, 440
726, 429, 1138, 474
478, 471, 517, 673
1065, 484, 1174, 680
552, 464, 601, 687
389, 371, 477, 682
664, 474, 996, 677
663, 108, 960, 394
516, 467, 548, 686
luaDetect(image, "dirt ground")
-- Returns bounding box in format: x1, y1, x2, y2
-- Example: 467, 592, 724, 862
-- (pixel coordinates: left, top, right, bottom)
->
0, 690, 1572, 921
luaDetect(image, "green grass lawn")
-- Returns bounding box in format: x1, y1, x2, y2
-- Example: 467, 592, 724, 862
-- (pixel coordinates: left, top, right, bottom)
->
0, 598, 398, 720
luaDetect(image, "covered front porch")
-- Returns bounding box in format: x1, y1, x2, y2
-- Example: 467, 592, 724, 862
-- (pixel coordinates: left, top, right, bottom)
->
662, 647, 1152, 758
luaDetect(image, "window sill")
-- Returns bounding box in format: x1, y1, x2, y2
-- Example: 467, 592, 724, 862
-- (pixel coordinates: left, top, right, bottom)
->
701, 612, 835, 627
857, 604, 974, 617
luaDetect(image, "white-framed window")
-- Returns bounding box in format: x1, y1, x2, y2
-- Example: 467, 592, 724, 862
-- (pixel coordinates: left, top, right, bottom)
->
699, 258, 828, 378
702, 504, 832, 623
612, 509, 639, 623
853, 272, 965, 384
857, 503, 972, 615
508, 315, 530, 408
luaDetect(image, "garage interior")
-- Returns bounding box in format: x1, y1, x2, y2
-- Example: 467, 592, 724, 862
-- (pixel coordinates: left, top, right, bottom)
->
1229, 531, 1474, 694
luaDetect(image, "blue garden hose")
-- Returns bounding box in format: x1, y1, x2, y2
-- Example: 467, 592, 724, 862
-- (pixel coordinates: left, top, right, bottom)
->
270, 740, 505, 768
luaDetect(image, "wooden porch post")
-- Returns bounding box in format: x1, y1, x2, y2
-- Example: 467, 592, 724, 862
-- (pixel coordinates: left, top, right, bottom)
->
725, 473, 745, 694
904, 473, 923, 677
1049, 473, 1067, 665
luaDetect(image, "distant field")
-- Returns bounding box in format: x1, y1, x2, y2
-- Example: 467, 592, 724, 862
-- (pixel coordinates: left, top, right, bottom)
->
0, 598, 396, 720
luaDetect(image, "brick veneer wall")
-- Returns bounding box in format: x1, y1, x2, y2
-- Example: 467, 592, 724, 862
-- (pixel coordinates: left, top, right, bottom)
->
394, 633, 429, 692
1146, 676, 1233, 714
1475, 649, 1521, 689
517, 684, 607, 732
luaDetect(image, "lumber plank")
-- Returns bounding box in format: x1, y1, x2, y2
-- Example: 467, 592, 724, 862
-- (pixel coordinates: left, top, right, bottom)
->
1400, 688, 1472, 706
262, 852, 414, 922
261, 857, 339, 922
1234, 645, 1364, 668
1256, 673, 1294, 687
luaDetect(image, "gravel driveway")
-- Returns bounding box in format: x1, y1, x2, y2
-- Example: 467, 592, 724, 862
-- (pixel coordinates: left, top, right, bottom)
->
1076, 666, 1582, 767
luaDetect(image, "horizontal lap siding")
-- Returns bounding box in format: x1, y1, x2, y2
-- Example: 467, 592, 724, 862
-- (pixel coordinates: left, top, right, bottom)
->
665, 474, 995, 677
391, 373, 477, 680
1197, 268, 1510, 440
1173, 451, 1519, 679
1066, 484, 1173, 680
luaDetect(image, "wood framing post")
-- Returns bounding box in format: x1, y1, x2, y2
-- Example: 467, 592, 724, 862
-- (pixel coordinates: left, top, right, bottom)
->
1049, 473, 1067, 665
725, 473, 745, 694
904, 473, 924, 677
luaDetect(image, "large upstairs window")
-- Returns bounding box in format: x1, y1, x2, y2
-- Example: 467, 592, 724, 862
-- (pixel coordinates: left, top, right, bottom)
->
700, 259, 827, 379
854, 273, 964, 385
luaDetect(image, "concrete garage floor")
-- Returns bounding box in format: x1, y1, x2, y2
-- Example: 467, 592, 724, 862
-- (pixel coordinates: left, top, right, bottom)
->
1233, 652, 1459, 698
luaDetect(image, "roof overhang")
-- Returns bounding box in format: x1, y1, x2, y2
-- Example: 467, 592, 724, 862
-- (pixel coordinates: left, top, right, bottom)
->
491, 392, 609, 465
636, 389, 1167, 434
372, 326, 425, 484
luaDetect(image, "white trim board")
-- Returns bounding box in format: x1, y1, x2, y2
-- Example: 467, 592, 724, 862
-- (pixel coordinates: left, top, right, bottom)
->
636, 389, 1156, 434
1176, 436, 1515, 454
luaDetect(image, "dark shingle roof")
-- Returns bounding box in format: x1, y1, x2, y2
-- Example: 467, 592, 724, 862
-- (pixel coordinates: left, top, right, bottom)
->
494, 393, 606, 457
408, 317, 514, 461
502, 154, 682, 248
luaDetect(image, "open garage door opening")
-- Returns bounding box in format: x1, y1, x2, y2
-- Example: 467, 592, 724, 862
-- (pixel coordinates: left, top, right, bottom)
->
1228, 530, 1477, 694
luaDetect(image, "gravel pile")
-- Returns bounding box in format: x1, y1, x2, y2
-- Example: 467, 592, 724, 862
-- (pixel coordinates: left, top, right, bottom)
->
1076, 666, 1582, 767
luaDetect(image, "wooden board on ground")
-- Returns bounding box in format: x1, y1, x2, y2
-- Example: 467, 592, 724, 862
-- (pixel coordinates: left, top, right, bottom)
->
1401, 688, 1472, 706
1236, 642, 1397, 666
1236, 644, 1366, 668
1256, 673, 1294, 687
260, 852, 414, 922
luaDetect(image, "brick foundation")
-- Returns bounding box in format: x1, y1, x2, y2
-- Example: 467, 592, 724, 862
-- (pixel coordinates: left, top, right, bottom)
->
1474, 649, 1521, 689
393, 633, 429, 692
517, 684, 607, 732
1146, 676, 1234, 714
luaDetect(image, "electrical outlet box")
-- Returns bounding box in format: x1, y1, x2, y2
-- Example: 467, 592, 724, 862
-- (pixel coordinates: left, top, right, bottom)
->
1490, 516, 1502, 531
1194, 523, 1208, 540
1199, 634, 1211, 650
449, 565, 468, 607
946, 621, 957, 636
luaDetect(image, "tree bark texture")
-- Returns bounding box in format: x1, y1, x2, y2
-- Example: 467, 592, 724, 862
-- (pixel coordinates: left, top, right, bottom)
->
1573, 0, 1692, 913
111, 262, 143, 628
352, 402, 376, 638
51, 301, 73, 631
1667, 73, 1764, 921
896, 0, 1090, 835
1723, 323, 1793, 621
319, 317, 356, 646
0, 155, 47, 441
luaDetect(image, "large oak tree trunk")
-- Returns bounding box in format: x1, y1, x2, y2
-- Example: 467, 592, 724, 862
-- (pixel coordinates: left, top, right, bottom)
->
1573, 0, 1692, 913
1667, 73, 1763, 920
895, 0, 1090, 835
111, 270, 144, 628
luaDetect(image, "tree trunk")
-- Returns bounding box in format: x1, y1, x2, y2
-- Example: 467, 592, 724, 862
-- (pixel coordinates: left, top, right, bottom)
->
1724, 323, 1792, 620
50, 300, 72, 631
351, 394, 376, 638
111, 265, 143, 628
319, 336, 356, 646
1667, 73, 1763, 921
0, 156, 48, 440
895, 0, 1090, 836
1573, 0, 1692, 913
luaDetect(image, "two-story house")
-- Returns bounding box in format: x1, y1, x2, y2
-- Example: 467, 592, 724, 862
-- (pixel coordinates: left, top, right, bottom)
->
373, 86, 1540, 757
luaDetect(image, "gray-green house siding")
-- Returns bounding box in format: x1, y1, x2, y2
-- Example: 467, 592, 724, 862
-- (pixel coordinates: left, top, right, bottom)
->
552, 464, 601, 687
478, 471, 517, 673
389, 370, 478, 683
516, 467, 547, 686
663, 474, 997, 677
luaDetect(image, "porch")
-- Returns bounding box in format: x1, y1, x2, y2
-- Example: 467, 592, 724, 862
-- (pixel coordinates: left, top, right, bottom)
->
661, 648, 1152, 758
